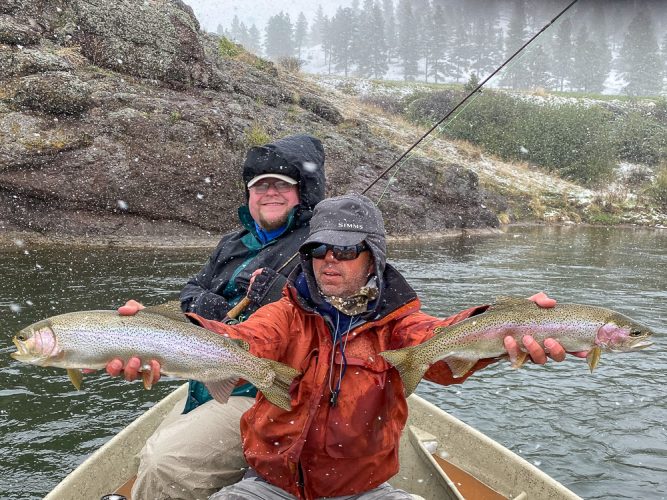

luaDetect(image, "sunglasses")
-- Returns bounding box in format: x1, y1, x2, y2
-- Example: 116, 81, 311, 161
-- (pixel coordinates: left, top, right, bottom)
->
249, 180, 296, 194
307, 243, 368, 261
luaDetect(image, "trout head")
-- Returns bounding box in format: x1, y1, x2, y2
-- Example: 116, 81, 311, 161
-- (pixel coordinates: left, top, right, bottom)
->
596, 313, 654, 352
10, 320, 61, 365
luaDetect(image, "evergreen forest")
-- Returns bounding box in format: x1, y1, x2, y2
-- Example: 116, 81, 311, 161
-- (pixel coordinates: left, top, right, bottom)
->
218, 0, 667, 96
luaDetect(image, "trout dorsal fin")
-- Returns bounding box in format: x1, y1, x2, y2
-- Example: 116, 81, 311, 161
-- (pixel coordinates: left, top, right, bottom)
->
140, 301, 189, 323
229, 338, 250, 351
493, 296, 533, 309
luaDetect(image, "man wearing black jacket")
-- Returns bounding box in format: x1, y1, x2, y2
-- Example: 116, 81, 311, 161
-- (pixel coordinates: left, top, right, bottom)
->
113, 134, 327, 500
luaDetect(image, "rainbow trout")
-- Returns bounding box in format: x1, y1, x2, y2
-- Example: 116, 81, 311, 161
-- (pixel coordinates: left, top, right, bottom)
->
10, 309, 300, 411
379, 298, 654, 397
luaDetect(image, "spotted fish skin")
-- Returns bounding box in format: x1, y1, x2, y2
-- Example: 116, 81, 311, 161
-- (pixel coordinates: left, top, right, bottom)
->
379, 298, 654, 397
10, 310, 299, 411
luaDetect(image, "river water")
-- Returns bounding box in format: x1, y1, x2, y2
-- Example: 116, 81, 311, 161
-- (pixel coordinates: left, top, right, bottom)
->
0, 226, 665, 499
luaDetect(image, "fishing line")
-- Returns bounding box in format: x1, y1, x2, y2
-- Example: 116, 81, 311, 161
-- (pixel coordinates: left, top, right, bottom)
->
375, 42, 538, 204
227, 0, 579, 321
376, 85, 487, 204
363, 0, 580, 201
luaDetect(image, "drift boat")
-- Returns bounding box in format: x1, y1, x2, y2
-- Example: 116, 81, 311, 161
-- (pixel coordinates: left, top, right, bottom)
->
45, 383, 580, 500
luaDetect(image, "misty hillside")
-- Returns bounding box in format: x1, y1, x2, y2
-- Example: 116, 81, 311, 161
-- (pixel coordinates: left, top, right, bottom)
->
216, 0, 667, 97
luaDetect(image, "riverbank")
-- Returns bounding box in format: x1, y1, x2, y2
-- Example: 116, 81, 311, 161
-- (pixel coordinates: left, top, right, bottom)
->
0, 227, 506, 249
3, 222, 665, 251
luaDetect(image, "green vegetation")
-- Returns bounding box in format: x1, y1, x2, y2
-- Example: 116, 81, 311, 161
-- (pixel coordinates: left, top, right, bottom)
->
649, 163, 667, 207
614, 109, 667, 165
218, 37, 242, 58
169, 111, 182, 124
405, 89, 667, 187
244, 124, 271, 147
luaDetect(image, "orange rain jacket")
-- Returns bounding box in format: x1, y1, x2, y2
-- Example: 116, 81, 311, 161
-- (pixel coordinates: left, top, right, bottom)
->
191, 269, 494, 499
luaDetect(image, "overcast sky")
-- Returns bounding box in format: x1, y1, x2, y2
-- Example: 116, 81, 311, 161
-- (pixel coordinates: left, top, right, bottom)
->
186, 0, 353, 33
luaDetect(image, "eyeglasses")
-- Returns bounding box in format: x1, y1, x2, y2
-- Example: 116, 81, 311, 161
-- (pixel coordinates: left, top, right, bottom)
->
307, 243, 368, 261
249, 180, 296, 194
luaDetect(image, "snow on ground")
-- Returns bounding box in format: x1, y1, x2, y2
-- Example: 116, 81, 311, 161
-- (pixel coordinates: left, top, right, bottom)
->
305, 74, 667, 227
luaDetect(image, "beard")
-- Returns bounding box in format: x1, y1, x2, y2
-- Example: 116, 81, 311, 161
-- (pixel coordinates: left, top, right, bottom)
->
257, 211, 290, 231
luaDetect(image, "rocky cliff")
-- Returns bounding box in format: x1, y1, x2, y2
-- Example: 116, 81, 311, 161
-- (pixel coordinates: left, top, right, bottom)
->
0, 0, 499, 245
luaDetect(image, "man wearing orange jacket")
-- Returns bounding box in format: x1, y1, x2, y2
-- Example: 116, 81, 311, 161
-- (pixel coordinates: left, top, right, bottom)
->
115, 193, 583, 499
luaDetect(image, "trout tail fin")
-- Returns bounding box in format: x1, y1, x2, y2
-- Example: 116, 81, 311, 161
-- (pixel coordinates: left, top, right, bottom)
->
261, 359, 301, 411
379, 346, 429, 397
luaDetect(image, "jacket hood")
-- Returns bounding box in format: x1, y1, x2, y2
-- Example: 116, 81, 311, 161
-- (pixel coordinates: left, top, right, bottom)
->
242, 134, 326, 212
295, 194, 389, 320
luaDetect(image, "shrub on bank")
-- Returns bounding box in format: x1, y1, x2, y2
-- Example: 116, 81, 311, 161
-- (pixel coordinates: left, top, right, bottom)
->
614, 109, 667, 166
649, 163, 667, 207
406, 90, 667, 187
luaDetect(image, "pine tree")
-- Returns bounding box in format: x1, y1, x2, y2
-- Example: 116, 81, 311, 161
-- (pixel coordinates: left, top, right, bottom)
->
426, 2, 448, 83
368, 1, 389, 78
587, 4, 612, 91
571, 25, 607, 93
382, 0, 397, 62
409, 0, 431, 82
397, 0, 419, 81
310, 5, 326, 47
355, 0, 377, 78
550, 18, 572, 91
501, 0, 531, 89
264, 12, 295, 60
524, 42, 552, 90
331, 7, 356, 76
469, 16, 500, 80
321, 16, 333, 72
247, 24, 262, 55
230, 16, 244, 43
294, 12, 308, 60
617, 10, 664, 96
449, 7, 470, 83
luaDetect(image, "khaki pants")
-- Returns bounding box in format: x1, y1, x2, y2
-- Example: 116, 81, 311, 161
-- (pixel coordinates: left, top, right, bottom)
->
131, 396, 255, 500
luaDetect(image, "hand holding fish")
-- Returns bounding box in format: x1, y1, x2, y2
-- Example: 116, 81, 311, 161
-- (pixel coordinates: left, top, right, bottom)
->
104, 300, 160, 382
504, 292, 589, 364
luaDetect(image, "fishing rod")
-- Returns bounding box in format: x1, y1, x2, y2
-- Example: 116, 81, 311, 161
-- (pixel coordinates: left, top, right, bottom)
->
361, 0, 579, 195
227, 0, 579, 320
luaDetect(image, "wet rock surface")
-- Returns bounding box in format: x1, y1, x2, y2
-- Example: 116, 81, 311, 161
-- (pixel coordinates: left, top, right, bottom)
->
0, 0, 499, 244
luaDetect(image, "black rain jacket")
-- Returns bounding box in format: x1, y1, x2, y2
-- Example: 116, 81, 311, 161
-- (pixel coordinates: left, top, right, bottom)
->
179, 134, 325, 411
180, 134, 326, 321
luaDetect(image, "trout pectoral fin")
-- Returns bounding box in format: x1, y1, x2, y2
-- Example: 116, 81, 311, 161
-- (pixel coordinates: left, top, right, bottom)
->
142, 368, 155, 390
511, 352, 529, 370
205, 378, 239, 405
446, 357, 479, 378
587, 347, 601, 373
67, 369, 83, 390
